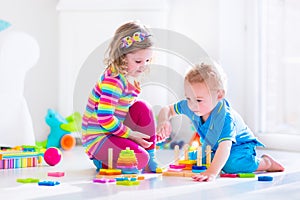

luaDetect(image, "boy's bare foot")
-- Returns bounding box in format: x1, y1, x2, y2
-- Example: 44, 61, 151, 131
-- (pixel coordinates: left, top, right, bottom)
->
261, 154, 285, 172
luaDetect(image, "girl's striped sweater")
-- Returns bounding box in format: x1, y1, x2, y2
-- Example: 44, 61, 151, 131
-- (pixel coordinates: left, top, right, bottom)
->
81, 68, 140, 158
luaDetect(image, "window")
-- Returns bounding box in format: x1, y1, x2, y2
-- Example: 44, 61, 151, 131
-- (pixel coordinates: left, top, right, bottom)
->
259, 0, 300, 151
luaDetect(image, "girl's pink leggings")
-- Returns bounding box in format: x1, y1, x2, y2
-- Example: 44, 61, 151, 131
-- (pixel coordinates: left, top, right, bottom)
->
93, 100, 156, 169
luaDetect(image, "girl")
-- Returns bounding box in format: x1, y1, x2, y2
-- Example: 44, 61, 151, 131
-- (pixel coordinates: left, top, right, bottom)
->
82, 21, 158, 172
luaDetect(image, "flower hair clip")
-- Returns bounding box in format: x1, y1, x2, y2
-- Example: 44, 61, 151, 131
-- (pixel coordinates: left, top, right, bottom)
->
120, 31, 150, 49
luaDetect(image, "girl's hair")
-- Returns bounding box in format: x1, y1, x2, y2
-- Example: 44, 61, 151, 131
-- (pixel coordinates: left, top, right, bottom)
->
104, 21, 153, 76
185, 62, 227, 94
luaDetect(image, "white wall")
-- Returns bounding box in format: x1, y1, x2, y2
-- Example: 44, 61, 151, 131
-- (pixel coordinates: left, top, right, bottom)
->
167, 0, 220, 60
0, 0, 253, 143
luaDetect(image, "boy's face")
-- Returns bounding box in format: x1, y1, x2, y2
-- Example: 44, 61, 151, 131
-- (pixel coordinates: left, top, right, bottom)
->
125, 48, 152, 78
184, 80, 222, 121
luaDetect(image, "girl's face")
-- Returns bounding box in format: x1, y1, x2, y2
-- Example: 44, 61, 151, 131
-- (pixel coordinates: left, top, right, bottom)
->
124, 48, 153, 77
184, 80, 223, 121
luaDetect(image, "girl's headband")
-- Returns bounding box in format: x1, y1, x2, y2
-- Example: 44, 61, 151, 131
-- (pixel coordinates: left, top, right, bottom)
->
120, 31, 151, 49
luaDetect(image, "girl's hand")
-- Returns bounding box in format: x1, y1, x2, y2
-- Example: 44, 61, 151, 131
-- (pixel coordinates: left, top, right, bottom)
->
192, 171, 217, 182
128, 131, 153, 148
156, 120, 172, 142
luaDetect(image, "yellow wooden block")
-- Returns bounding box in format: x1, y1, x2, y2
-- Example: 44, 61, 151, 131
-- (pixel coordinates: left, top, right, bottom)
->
116, 180, 140, 186
178, 160, 197, 165
156, 167, 163, 173
99, 169, 122, 175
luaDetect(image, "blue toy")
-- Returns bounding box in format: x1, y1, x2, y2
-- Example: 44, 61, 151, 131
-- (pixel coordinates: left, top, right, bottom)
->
38, 181, 60, 186
37, 109, 81, 150
0, 20, 11, 32
258, 176, 273, 181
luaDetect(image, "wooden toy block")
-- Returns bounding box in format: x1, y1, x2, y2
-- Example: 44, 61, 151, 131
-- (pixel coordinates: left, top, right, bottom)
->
155, 167, 163, 173
96, 172, 145, 180
192, 166, 207, 173
17, 178, 40, 183
108, 148, 113, 169
99, 168, 122, 175
258, 176, 273, 181
238, 173, 255, 178
183, 144, 189, 160
169, 164, 186, 169
0, 150, 43, 169
162, 170, 196, 177
162, 170, 185, 177
174, 145, 180, 165
205, 145, 211, 167
116, 147, 139, 174
162, 144, 211, 177
93, 178, 116, 184
178, 160, 197, 170
197, 146, 202, 166
220, 173, 239, 178
116, 180, 140, 186
38, 181, 60, 186
48, 172, 65, 177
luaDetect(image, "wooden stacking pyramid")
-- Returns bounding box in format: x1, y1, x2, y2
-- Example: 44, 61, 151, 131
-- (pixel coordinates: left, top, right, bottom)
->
116, 147, 139, 174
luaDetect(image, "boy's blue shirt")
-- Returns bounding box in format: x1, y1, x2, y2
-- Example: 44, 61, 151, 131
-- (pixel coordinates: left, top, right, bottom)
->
173, 99, 264, 152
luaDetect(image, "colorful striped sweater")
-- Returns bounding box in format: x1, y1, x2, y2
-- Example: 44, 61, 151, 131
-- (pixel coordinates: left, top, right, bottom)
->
81, 68, 140, 158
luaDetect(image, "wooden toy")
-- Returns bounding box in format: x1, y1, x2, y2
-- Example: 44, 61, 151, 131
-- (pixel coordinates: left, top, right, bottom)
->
38, 181, 60, 186
238, 173, 255, 178
99, 168, 122, 175
48, 172, 65, 177
220, 173, 256, 178
93, 178, 116, 184
115, 177, 140, 186
98, 148, 122, 176
220, 173, 239, 178
17, 178, 40, 183
116, 147, 139, 174
0, 147, 43, 169
174, 145, 180, 165
162, 144, 211, 177
205, 145, 211, 167
258, 176, 273, 181
196, 146, 202, 166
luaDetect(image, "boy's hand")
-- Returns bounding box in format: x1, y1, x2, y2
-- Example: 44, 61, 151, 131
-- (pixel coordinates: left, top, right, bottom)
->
128, 131, 152, 148
156, 120, 172, 142
192, 171, 217, 182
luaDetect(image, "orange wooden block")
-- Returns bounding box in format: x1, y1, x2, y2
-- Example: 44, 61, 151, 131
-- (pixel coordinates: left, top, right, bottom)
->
162, 170, 196, 177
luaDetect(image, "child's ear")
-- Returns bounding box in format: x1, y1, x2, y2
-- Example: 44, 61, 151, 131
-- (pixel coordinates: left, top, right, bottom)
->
217, 90, 225, 100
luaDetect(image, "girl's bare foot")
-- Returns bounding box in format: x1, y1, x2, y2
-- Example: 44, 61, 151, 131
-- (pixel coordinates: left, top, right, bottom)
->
261, 154, 285, 172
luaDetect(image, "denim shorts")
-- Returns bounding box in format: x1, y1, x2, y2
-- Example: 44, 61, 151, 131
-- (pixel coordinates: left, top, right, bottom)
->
221, 142, 261, 174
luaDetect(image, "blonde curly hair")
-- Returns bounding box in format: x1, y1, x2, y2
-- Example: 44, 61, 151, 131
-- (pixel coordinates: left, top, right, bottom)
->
104, 21, 153, 76
185, 62, 227, 95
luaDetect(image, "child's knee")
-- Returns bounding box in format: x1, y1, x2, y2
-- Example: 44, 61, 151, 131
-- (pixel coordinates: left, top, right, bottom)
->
132, 100, 152, 112
135, 151, 150, 169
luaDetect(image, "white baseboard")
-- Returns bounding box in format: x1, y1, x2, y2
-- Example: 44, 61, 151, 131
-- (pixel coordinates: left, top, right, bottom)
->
256, 133, 300, 152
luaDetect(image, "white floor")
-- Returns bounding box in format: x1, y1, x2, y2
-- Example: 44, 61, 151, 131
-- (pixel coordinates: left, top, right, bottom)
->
1, 146, 300, 200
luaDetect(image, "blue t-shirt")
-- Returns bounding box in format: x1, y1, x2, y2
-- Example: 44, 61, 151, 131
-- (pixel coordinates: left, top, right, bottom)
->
173, 99, 264, 152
